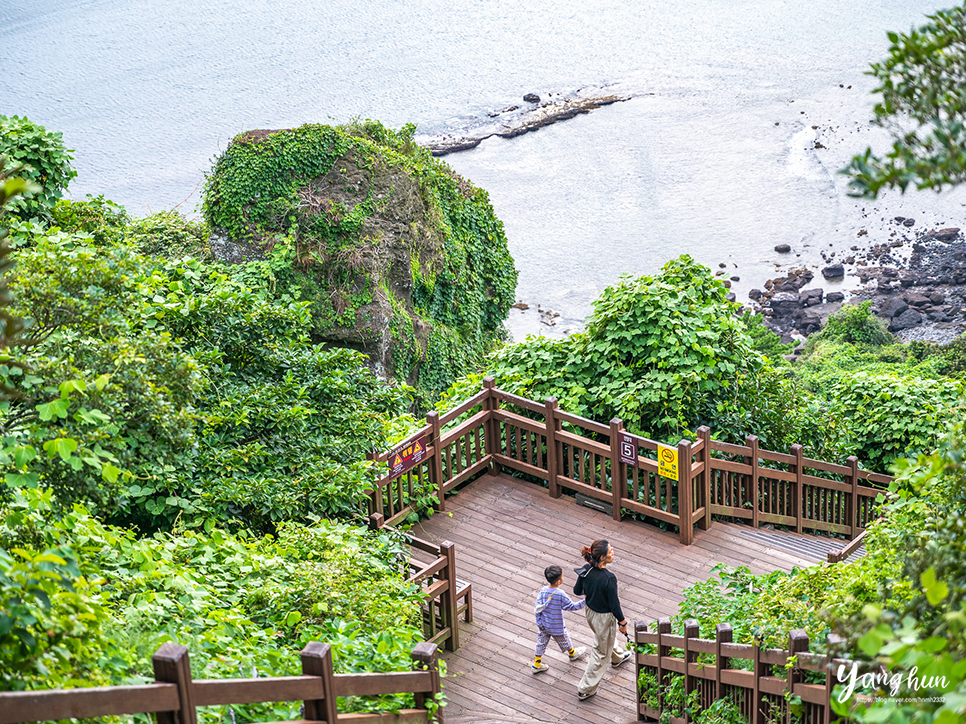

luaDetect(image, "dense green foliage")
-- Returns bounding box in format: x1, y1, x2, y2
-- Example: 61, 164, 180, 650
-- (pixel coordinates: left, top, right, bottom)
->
0, 488, 424, 718
796, 305, 965, 471
204, 120, 517, 405
0, 117, 435, 714
443, 287, 965, 473
656, 427, 966, 722
844, 3, 966, 197
0, 116, 76, 220
1, 221, 411, 530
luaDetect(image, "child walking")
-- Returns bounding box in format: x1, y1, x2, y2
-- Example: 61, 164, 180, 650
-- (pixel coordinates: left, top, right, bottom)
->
532, 564, 587, 674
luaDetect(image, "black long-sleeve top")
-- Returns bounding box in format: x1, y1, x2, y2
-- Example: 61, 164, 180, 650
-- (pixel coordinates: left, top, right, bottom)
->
573, 565, 625, 622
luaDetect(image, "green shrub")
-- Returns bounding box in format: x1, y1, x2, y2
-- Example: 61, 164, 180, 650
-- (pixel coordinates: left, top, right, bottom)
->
0, 116, 76, 220
812, 301, 894, 347
0, 488, 427, 717
1, 227, 411, 530
50, 195, 129, 246
127, 209, 211, 259
830, 371, 962, 471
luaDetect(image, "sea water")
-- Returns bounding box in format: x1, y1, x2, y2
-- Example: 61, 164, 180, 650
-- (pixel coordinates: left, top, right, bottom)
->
2, 0, 962, 337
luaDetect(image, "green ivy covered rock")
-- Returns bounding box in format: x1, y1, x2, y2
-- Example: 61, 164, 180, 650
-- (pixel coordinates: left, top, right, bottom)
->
202, 120, 517, 405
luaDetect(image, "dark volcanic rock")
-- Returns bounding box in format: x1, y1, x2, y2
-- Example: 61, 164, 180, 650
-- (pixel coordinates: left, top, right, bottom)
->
878, 297, 908, 319
890, 308, 922, 331
931, 227, 961, 242
798, 314, 822, 336
929, 291, 946, 305
799, 288, 824, 307
904, 292, 931, 307
775, 244, 791, 253
523, 93, 540, 103
770, 292, 802, 316
903, 218, 916, 227
749, 288, 763, 301
826, 291, 845, 303
822, 264, 845, 279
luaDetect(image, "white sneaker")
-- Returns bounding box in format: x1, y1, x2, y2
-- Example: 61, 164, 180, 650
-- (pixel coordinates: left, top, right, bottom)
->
531, 662, 549, 674
612, 650, 632, 667
569, 646, 587, 662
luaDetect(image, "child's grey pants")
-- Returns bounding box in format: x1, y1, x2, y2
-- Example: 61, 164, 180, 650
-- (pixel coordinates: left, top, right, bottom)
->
534, 628, 573, 656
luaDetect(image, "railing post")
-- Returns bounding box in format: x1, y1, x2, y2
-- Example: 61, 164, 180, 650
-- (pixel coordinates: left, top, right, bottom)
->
610, 418, 625, 521
545, 397, 561, 498
715, 623, 732, 703
847, 456, 859, 538
426, 410, 445, 512
824, 634, 844, 724
441, 540, 460, 651
746, 435, 759, 529
752, 636, 763, 724
657, 618, 672, 714
697, 426, 712, 531
678, 439, 694, 545
365, 450, 384, 518
152, 643, 197, 724
791, 444, 804, 534
683, 620, 699, 723
412, 642, 442, 720
635, 621, 648, 721
482, 376, 499, 475
786, 630, 809, 724
301, 641, 338, 723
368, 512, 385, 530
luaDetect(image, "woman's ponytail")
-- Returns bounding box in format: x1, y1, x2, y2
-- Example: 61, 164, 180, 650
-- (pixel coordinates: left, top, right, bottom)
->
581, 539, 609, 567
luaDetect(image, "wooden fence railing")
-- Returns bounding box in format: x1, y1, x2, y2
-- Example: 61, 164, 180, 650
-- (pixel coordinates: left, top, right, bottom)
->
365, 379, 893, 545
634, 618, 848, 724
367, 512, 470, 652
0, 640, 443, 724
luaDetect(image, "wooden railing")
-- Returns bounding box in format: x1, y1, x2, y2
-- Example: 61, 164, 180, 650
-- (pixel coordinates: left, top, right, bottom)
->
365, 378, 893, 545
0, 640, 443, 724
634, 618, 848, 724
368, 512, 468, 652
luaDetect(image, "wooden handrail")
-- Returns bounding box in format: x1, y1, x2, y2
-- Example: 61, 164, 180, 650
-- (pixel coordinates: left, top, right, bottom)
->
827, 528, 869, 563
0, 641, 443, 724
367, 381, 894, 547
635, 621, 849, 724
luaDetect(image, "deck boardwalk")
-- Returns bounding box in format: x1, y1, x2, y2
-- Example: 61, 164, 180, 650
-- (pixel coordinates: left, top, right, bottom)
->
410, 474, 844, 724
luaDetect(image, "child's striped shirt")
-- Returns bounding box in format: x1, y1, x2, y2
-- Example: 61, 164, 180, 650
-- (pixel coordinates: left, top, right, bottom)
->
534, 585, 585, 635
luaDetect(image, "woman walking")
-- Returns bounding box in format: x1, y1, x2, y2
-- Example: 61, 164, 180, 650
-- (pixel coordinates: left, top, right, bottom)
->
573, 539, 631, 701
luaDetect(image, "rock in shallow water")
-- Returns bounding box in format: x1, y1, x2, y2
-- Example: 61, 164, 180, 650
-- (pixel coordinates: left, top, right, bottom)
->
822, 264, 845, 279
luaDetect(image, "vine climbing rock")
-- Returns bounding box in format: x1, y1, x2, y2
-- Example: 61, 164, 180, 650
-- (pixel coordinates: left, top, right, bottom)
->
202, 121, 517, 406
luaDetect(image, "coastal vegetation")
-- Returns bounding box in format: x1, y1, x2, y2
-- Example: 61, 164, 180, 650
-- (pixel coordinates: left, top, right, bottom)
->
844, 3, 966, 197
203, 120, 517, 407
5, 4, 966, 715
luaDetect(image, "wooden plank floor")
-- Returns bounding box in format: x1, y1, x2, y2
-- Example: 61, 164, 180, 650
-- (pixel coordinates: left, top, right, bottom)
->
410, 474, 839, 724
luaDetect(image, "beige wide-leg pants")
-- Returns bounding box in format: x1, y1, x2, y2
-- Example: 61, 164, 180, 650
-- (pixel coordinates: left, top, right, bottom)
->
577, 607, 626, 696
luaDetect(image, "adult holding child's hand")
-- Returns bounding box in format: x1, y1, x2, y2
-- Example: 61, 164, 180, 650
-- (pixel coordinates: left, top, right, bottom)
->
573, 539, 631, 701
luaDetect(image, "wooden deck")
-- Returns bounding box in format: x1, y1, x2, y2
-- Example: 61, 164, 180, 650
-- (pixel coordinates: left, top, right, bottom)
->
410, 474, 846, 724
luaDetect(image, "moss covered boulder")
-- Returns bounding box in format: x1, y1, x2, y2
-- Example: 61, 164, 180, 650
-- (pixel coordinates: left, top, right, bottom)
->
203, 120, 517, 406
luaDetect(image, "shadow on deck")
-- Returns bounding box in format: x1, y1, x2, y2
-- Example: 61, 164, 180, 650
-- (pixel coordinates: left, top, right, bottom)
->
410, 474, 848, 724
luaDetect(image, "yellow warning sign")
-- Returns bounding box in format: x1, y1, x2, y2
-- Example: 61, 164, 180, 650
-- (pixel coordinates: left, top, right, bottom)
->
413, 440, 422, 455
393, 454, 403, 468
657, 443, 678, 480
